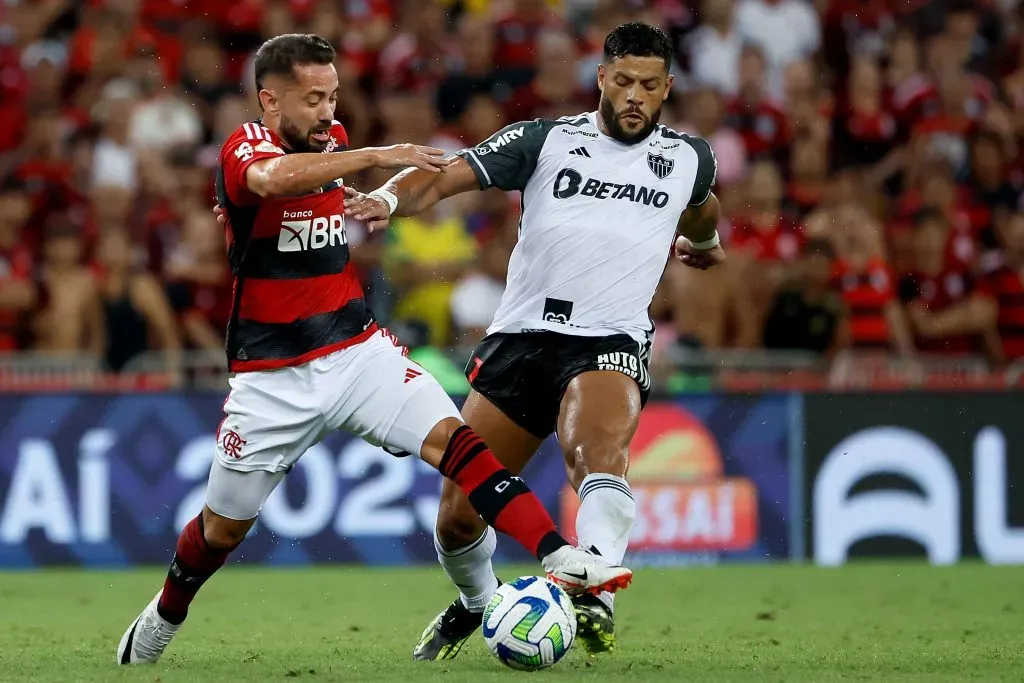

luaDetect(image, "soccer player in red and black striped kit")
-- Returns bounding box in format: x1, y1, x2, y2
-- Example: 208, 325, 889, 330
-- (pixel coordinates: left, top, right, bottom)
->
116, 34, 632, 666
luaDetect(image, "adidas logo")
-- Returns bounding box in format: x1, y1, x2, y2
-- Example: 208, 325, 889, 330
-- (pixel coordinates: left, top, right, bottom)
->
403, 367, 422, 383
568, 147, 591, 158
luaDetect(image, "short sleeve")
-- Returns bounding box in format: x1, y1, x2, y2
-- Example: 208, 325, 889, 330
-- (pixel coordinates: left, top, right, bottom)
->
682, 134, 717, 206
456, 119, 555, 192
219, 122, 287, 206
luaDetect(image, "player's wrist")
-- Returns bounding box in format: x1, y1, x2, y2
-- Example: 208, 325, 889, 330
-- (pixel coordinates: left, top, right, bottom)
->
686, 230, 720, 251
367, 188, 399, 215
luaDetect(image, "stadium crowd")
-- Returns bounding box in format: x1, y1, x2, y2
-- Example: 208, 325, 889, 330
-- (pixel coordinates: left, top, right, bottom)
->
1, 0, 1024, 376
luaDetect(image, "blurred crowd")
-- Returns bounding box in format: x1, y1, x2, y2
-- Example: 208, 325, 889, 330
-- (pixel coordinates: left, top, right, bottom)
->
1, 0, 1024, 375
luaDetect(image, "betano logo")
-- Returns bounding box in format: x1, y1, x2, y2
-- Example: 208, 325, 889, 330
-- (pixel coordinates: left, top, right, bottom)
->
278, 213, 347, 252
560, 404, 758, 554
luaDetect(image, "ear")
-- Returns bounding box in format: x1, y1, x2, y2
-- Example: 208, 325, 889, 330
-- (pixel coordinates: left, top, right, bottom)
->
663, 73, 674, 101
258, 88, 279, 115
597, 63, 606, 93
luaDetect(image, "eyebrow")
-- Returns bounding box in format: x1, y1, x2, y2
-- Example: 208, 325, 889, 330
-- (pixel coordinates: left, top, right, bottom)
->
305, 86, 339, 98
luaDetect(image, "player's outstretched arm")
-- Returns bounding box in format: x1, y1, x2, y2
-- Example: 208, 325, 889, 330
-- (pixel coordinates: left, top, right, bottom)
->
245, 144, 451, 198
345, 156, 481, 232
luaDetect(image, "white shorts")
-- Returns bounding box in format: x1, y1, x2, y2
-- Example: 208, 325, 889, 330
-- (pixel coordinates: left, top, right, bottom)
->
213, 329, 461, 474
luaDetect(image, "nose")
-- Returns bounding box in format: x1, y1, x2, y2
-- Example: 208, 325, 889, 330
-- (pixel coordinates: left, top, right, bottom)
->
317, 100, 334, 123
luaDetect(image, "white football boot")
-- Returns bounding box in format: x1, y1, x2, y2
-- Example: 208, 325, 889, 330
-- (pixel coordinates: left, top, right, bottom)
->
542, 546, 633, 596
116, 591, 182, 665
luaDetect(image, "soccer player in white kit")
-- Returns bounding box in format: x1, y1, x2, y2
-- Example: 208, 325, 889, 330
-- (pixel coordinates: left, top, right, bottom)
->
345, 23, 725, 658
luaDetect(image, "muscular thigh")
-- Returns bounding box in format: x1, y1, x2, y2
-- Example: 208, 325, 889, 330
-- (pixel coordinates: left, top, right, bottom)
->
324, 330, 461, 458
215, 366, 327, 474
557, 370, 644, 489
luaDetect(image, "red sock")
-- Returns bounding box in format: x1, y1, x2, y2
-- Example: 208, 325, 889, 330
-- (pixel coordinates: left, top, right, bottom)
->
157, 515, 231, 624
439, 425, 568, 560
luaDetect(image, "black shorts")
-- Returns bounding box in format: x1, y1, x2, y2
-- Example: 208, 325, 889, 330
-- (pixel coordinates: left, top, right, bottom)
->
465, 331, 652, 439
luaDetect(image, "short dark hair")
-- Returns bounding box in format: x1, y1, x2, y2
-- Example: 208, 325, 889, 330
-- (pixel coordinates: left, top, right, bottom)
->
253, 34, 336, 92
603, 22, 673, 70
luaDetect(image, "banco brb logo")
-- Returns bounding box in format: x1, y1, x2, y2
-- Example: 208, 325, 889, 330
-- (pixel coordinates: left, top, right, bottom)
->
279, 212, 347, 252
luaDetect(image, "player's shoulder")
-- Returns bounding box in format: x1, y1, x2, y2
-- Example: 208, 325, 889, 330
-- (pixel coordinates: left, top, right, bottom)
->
654, 125, 716, 168
549, 112, 599, 138
654, 124, 708, 149
221, 121, 286, 162
508, 113, 598, 139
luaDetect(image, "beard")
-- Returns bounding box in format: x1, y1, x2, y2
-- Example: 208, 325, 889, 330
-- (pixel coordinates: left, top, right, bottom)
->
279, 115, 331, 153
598, 96, 661, 144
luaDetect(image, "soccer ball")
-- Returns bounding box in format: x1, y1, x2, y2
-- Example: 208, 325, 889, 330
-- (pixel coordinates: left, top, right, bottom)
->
481, 576, 577, 671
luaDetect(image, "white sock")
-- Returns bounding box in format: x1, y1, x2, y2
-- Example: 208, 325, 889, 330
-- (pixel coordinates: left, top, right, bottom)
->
434, 527, 499, 613
575, 473, 636, 612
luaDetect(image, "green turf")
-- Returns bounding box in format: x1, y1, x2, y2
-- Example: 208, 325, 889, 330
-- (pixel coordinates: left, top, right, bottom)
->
0, 563, 1021, 682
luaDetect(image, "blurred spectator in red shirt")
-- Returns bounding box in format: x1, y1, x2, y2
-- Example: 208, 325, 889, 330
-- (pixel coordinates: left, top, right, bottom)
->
983, 212, 1024, 362
786, 134, 829, 218
678, 88, 747, 190
505, 29, 592, 122
832, 204, 915, 355
726, 45, 789, 161
822, 0, 895, 80
0, 178, 37, 351
899, 208, 1000, 359
763, 237, 849, 356
493, 0, 561, 73
833, 56, 899, 171
378, 1, 459, 94
893, 161, 981, 273
436, 14, 499, 122
730, 160, 804, 264
166, 210, 234, 352
729, 160, 804, 345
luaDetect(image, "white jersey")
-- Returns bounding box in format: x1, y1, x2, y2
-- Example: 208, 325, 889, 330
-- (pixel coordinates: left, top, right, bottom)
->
457, 112, 717, 344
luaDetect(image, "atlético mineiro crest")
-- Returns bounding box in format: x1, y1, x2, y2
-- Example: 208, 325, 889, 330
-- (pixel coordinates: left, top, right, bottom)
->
647, 152, 674, 180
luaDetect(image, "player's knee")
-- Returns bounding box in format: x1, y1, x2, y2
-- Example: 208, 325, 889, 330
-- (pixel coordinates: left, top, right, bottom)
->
435, 501, 487, 552
201, 508, 251, 551
565, 441, 629, 485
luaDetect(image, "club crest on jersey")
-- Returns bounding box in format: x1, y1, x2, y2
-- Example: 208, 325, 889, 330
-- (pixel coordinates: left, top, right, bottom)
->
647, 152, 674, 180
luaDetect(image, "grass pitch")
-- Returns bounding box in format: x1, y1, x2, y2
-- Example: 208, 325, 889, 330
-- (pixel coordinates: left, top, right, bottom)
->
0, 563, 1020, 682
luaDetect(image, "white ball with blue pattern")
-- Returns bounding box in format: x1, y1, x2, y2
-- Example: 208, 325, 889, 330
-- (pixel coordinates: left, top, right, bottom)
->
481, 575, 577, 670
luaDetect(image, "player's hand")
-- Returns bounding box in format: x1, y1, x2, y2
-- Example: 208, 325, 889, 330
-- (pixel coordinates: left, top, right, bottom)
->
344, 186, 391, 233
369, 144, 451, 173
673, 235, 726, 270
213, 204, 227, 227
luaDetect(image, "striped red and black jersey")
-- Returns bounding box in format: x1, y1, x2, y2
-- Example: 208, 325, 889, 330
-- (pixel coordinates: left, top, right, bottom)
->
983, 265, 1024, 361
835, 257, 895, 350
899, 268, 986, 354
215, 120, 377, 372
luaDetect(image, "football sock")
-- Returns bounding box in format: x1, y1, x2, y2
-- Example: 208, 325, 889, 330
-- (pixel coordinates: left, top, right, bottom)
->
575, 473, 636, 611
435, 527, 500, 613
438, 425, 567, 561
157, 515, 232, 624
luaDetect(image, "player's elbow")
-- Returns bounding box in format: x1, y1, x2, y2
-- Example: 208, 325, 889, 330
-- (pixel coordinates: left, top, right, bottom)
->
245, 162, 286, 197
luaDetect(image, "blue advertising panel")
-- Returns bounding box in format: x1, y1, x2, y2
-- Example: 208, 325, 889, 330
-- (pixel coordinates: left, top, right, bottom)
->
0, 393, 795, 567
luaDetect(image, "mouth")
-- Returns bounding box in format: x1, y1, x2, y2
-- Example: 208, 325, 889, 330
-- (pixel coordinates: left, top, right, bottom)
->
620, 112, 645, 125
311, 130, 331, 143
